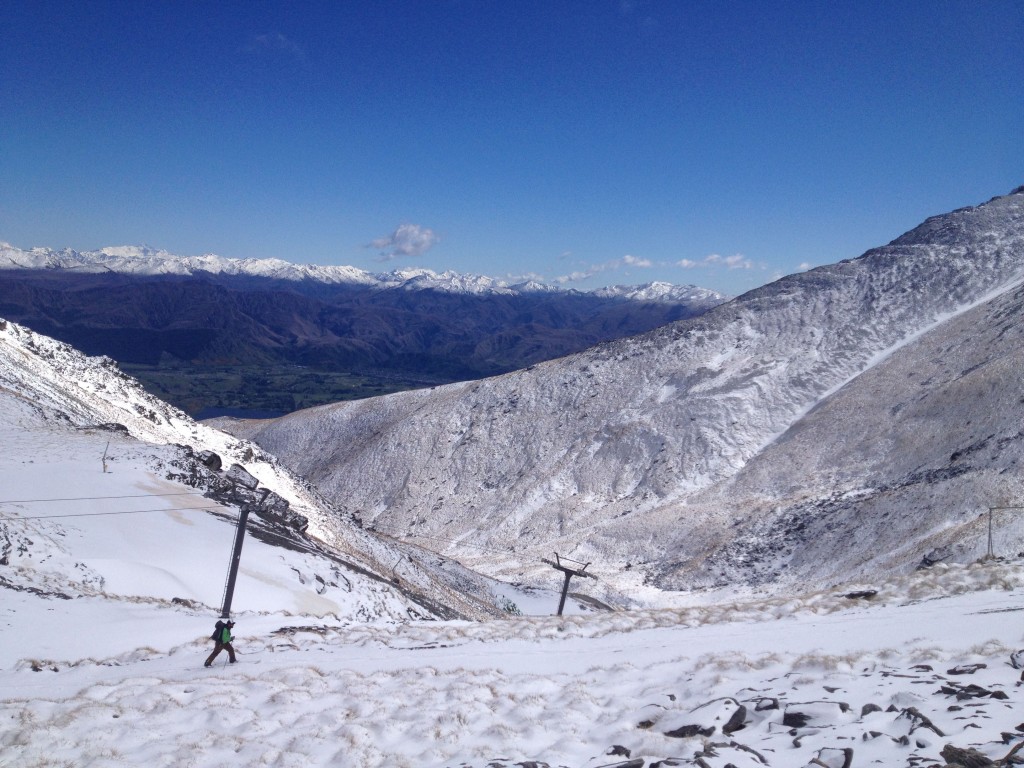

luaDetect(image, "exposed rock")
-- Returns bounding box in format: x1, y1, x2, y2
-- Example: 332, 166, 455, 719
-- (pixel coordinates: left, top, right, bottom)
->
919, 547, 953, 568
225, 463, 259, 490
198, 450, 222, 471
253, 490, 309, 533
940, 743, 996, 767
843, 589, 877, 600
939, 682, 1005, 700
807, 746, 853, 768
900, 706, 946, 737
722, 704, 749, 735
664, 723, 715, 739
948, 664, 988, 675
783, 701, 853, 730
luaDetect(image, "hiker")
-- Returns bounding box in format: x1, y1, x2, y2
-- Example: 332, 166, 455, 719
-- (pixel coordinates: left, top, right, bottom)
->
204, 619, 237, 666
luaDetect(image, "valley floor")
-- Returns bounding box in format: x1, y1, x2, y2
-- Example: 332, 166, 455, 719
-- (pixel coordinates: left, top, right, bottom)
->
3, 562, 1024, 768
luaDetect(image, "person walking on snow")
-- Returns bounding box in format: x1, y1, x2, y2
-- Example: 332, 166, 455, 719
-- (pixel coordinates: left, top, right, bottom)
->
205, 620, 237, 666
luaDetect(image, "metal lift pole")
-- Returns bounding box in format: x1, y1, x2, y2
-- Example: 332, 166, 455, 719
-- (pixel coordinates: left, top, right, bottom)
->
543, 552, 598, 616
219, 503, 251, 619
219, 488, 269, 619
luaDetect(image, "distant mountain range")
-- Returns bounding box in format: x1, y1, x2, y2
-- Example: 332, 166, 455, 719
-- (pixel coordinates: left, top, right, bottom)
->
215, 186, 1024, 602
0, 243, 727, 414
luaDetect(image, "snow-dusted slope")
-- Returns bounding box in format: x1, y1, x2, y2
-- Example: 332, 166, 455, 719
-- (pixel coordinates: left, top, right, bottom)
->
222, 188, 1024, 598
0, 318, 504, 621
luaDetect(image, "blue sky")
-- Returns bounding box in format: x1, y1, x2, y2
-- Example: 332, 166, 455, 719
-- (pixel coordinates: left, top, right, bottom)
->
2, 1, 1021, 296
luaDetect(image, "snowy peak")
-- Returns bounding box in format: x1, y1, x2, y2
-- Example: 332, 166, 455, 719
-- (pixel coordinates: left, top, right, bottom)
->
592, 280, 726, 304
0, 241, 728, 302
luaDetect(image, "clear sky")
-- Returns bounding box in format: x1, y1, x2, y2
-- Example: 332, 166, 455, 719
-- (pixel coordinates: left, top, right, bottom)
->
2, 1, 1021, 296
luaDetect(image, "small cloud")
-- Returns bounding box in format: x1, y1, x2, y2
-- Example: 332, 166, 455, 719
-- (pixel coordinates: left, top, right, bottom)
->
245, 33, 305, 59
554, 254, 654, 284
503, 271, 546, 284
623, 254, 653, 268
798, 262, 813, 271
705, 253, 752, 270
369, 223, 441, 261
679, 253, 753, 272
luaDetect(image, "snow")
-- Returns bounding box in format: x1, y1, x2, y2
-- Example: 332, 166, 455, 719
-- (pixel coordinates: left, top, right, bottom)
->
5, 505, 1024, 767
4, 189, 1024, 765
216, 186, 1024, 599
0, 241, 729, 304
2, 328, 1024, 767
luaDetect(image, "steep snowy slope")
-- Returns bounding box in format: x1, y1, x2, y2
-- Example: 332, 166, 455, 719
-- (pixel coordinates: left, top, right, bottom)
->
221, 188, 1024, 600
626, 275, 1024, 592
0, 318, 503, 620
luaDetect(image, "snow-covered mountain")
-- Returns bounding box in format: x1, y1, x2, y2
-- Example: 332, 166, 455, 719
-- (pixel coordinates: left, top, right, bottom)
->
0, 241, 726, 303
0, 242, 728, 415
219, 187, 1024, 602
0, 317, 515, 622
6, 210, 1024, 768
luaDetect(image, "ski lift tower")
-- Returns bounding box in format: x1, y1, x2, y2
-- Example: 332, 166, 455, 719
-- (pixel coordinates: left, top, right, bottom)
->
984, 506, 1024, 560
542, 552, 597, 616
219, 474, 270, 620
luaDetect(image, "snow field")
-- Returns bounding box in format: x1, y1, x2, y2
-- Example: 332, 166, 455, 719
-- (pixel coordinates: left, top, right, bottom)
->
4, 562, 1024, 767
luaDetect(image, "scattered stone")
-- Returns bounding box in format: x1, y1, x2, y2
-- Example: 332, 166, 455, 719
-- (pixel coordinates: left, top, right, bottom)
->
722, 704, 749, 735
947, 663, 987, 675
899, 707, 945, 737
939, 743, 995, 767
940, 682, 1004, 700
225, 463, 259, 490
754, 697, 780, 711
843, 589, 877, 600
861, 703, 883, 717
198, 450, 222, 471
808, 746, 853, 768
783, 701, 853, 730
919, 547, 952, 568
605, 745, 630, 757
1011, 650, 1024, 670
664, 723, 715, 739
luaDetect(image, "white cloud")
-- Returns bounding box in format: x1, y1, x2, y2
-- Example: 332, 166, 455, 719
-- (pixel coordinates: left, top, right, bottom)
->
678, 253, 753, 271
246, 33, 305, 59
623, 254, 653, 268
799, 262, 813, 271
555, 254, 654, 284
369, 224, 441, 261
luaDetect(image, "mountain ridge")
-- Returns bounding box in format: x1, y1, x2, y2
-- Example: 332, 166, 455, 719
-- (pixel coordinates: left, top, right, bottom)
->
0, 243, 728, 415
0, 241, 725, 303
218, 187, 1024, 600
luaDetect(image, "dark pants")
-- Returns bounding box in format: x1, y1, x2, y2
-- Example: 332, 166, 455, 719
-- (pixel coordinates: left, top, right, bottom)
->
205, 642, 236, 665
